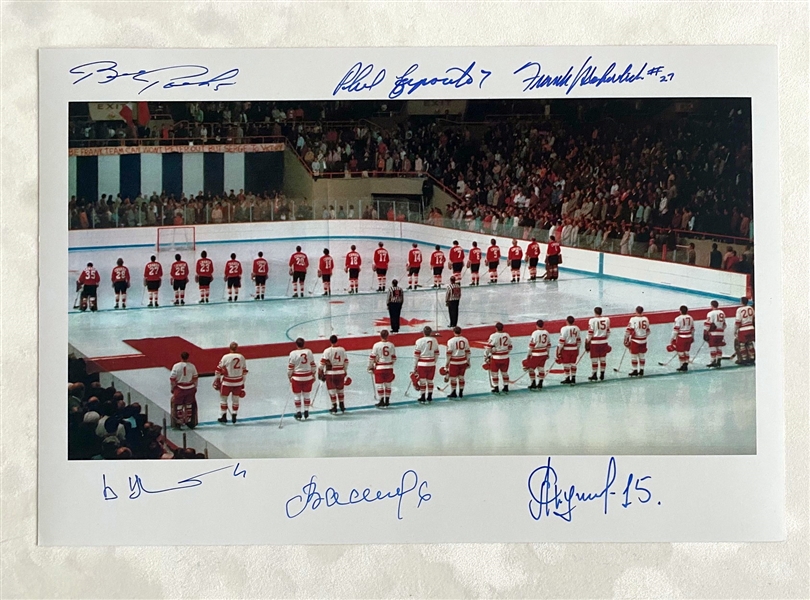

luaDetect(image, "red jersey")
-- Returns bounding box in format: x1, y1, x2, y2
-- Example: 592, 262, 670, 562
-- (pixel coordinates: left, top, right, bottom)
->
408, 248, 423, 267
225, 259, 243, 277
526, 242, 541, 259
373, 247, 390, 269
196, 258, 214, 277
449, 246, 465, 264
469, 247, 482, 264
252, 258, 269, 277
319, 255, 334, 275
486, 245, 501, 263
111, 265, 130, 284
289, 252, 309, 273
547, 241, 562, 257
508, 246, 523, 261
144, 261, 163, 282
345, 251, 362, 269
79, 266, 101, 286
430, 250, 446, 268
171, 260, 190, 281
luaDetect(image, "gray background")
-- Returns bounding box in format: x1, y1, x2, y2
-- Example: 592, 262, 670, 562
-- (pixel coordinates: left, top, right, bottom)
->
1, 1, 808, 597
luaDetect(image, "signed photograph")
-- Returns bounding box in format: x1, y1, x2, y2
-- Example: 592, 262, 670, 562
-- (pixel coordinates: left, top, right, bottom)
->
40, 46, 783, 545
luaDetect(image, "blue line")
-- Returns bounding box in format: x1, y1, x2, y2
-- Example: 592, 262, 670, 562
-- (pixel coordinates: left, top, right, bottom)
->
195, 363, 751, 427
598, 252, 604, 276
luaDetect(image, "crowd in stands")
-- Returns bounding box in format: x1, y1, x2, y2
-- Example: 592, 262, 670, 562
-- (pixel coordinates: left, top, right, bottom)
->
285, 103, 753, 242
68, 355, 205, 460
69, 190, 298, 229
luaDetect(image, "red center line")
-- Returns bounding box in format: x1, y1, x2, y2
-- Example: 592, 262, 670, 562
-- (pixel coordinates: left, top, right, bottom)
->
84, 306, 737, 375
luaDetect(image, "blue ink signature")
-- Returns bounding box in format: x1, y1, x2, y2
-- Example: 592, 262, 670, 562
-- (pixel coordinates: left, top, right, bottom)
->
333, 62, 387, 96
389, 62, 491, 99
285, 469, 431, 520
527, 457, 654, 522
514, 57, 673, 96
70, 61, 239, 95
102, 463, 246, 501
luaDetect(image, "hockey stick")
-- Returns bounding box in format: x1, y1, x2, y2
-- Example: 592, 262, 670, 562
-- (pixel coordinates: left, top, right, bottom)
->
308, 277, 319, 296
508, 372, 528, 385
613, 347, 628, 373
141, 285, 148, 306
72, 289, 81, 309
285, 277, 292, 297
689, 340, 706, 364
278, 393, 291, 429
309, 379, 322, 411
658, 350, 679, 367
720, 352, 738, 361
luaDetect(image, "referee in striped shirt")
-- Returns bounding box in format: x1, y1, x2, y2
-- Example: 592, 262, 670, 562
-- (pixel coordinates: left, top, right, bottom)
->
445, 276, 461, 328
386, 279, 404, 333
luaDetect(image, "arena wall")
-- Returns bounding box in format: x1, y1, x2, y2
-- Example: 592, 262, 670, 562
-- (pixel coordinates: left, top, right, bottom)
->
68, 220, 748, 300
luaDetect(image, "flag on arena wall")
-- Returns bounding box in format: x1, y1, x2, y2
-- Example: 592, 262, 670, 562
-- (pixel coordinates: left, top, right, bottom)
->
70, 150, 283, 202
137, 102, 151, 126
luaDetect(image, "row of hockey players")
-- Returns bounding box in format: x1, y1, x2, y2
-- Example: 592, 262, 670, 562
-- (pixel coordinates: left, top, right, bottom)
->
72, 237, 563, 310
167, 300, 755, 428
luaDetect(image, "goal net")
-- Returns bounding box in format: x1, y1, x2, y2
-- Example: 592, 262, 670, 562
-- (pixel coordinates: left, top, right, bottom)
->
156, 226, 196, 252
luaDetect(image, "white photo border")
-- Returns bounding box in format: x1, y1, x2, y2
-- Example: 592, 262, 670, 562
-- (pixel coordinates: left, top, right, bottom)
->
39, 46, 783, 545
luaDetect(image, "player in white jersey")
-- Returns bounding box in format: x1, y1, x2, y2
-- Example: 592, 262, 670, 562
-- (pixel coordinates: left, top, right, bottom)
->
444, 327, 471, 398
288, 337, 316, 420
169, 351, 199, 429
319, 335, 349, 415
586, 307, 611, 381
624, 306, 650, 377
704, 300, 727, 368
214, 342, 248, 424
525, 320, 552, 390
670, 305, 695, 372
734, 297, 756, 365
413, 326, 440, 404
485, 322, 513, 394
557, 316, 582, 384
369, 330, 397, 408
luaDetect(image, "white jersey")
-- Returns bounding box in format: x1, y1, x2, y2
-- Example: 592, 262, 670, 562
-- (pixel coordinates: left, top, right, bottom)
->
625, 316, 650, 341
369, 340, 397, 370
528, 329, 552, 356
672, 314, 695, 340
735, 305, 755, 332
587, 317, 611, 344
320, 346, 348, 374
705, 309, 727, 333
446, 335, 471, 365
486, 332, 513, 358
216, 353, 247, 385
414, 336, 440, 366
170, 361, 198, 390
558, 325, 581, 350
287, 348, 315, 381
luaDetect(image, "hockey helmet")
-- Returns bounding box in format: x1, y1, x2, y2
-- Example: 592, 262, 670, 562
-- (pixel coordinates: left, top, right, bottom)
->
237, 388, 246, 398
521, 358, 531, 370
344, 376, 352, 387
439, 366, 447, 376
212, 378, 221, 390
482, 361, 490, 371
666, 343, 676, 353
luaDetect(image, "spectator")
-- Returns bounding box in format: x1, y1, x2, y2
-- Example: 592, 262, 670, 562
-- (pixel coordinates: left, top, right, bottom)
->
709, 243, 723, 269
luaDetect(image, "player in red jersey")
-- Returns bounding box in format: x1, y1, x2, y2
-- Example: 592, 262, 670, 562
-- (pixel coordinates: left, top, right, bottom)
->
143, 255, 163, 308
486, 239, 501, 284
110, 258, 130, 309
345, 244, 362, 294
449, 240, 465, 281
318, 248, 334, 296
195, 250, 214, 303
407, 243, 423, 289
508, 239, 523, 283
429, 245, 446, 288
170, 253, 190, 306
526, 237, 541, 281
373, 241, 390, 292
467, 241, 482, 286
545, 236, 562, 280
251, 251, 269, 300
77, 262, 101, 312
289, 245, 309, 298
224, 253, 243, 302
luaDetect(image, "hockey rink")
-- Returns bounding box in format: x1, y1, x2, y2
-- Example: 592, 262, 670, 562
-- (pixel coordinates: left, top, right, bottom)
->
68, 237, 757, 458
